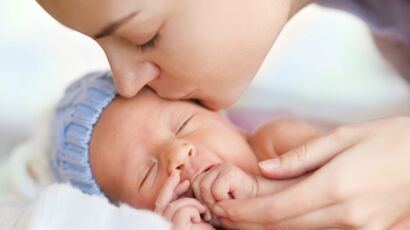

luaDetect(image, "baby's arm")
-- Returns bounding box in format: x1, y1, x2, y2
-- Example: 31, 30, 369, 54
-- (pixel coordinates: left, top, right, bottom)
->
249, 118, 323, 161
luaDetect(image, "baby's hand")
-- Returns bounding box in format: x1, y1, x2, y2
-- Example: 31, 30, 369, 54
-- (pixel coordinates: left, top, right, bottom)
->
191, 163, 257, 211
155, 170, 214, 230
162, 198, 214, 230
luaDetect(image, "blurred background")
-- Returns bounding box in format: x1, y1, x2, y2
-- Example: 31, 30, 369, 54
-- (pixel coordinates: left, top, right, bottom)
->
1, 1, 410, 156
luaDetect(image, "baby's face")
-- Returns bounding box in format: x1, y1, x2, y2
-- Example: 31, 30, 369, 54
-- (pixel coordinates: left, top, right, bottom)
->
89, 88, 259, 209
37, 0, 291, 109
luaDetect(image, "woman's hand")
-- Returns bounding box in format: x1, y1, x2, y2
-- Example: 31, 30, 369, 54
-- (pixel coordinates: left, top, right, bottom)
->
212, 117, 410, 229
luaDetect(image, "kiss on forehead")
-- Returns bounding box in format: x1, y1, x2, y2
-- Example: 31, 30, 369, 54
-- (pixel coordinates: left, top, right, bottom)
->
37, 0, 285, 109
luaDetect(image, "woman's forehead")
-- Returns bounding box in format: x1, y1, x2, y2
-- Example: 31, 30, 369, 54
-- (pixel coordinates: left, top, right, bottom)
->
38, 0, 140, 37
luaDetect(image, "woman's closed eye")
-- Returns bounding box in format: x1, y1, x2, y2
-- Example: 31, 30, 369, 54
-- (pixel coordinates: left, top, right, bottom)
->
137, 33, 160, 52
176, 114, 194, 135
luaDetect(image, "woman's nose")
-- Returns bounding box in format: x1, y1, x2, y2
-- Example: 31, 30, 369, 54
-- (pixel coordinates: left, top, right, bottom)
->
112, 61, 160, 98
166, 142, 196, 174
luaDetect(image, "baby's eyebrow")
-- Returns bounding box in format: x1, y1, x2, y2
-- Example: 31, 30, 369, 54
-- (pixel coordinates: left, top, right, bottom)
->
94, 11, 139, 39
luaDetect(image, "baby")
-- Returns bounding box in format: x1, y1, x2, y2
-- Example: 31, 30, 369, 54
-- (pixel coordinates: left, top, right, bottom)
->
50, 72, 321, 229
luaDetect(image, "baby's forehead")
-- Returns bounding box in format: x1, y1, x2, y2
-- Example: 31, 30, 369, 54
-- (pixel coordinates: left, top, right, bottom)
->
92, 88, 182, 147
108, 88, 203, 119
110, 87, 164, 113
91, 87, 207, 155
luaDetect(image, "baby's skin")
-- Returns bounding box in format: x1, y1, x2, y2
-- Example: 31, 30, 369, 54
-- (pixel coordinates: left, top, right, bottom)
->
155, 119, 321, 229
89, 87, 321, 229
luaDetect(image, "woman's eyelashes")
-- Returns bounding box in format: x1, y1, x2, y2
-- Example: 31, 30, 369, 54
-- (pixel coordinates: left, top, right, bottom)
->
176, 115, 194, 136
137, 33, 160, 52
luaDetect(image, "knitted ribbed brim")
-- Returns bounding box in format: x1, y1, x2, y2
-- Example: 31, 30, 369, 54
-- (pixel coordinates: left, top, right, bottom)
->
50, 71, 117, 195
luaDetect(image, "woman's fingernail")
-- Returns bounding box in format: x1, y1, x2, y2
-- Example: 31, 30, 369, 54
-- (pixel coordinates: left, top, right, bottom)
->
212, 205, 225, 217
258, 159, 280, 171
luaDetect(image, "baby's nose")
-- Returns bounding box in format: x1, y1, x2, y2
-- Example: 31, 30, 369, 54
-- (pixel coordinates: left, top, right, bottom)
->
167, 142, 196, 174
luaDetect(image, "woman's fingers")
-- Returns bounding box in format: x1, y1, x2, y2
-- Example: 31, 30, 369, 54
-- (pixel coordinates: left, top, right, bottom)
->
213, 169, 336, 224
218, 218, 265, 230
267, 204, 347, 230
259, 127, 358, 179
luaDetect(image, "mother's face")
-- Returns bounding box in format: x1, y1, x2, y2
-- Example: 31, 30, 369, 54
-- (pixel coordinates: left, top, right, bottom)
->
38, 0, 291, 109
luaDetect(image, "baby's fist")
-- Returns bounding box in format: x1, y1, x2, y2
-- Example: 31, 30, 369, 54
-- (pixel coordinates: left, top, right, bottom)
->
163, 198, 214, 230
192, 163, 257, 210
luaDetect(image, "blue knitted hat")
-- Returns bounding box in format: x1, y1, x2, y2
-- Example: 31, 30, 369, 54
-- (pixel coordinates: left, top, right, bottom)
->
50, 71, 117, 196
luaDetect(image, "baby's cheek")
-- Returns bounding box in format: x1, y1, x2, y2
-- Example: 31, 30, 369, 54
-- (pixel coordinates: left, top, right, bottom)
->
122, 184, 160, 210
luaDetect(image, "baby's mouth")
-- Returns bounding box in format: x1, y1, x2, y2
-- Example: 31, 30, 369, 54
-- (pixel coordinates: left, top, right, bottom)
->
179, 164, 216, 199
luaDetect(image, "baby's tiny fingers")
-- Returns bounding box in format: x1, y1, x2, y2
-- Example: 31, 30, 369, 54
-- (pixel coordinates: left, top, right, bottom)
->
163, 198, 206, 221
198, 169, 219, 207
155, 170, 181, 214
173, 208, 216, 230
171, 206, 201, 230
192, 172, 207, 204
211, 176, 233, 201
175, 180, 190, 196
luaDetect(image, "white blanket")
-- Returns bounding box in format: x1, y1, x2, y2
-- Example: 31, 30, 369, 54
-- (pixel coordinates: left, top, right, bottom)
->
0, 110, 170, 230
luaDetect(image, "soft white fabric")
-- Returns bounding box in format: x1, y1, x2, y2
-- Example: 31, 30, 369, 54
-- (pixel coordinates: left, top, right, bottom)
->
16, 184, 170, 230
0, 109, 170, 230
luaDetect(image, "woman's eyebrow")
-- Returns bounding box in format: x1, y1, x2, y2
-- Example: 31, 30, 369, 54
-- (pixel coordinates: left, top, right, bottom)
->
94, 11, 139, 39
